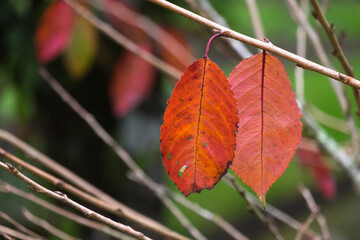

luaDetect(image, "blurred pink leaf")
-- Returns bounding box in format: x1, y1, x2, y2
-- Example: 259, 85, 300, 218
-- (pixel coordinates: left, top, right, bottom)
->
297, 138, 337, 200
34, 0, 74, 63
108, 44, 156, 117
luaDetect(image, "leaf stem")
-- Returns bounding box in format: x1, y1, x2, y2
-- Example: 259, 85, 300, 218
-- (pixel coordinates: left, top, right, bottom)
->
204, 32, 223, 58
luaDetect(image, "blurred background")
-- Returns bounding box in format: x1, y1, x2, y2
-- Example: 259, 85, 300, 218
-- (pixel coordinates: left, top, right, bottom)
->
1, 0, 360, 239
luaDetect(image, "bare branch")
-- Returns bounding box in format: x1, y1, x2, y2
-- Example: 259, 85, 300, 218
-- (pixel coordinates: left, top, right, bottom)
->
38, 67, 206, 240
184, 0, 252, 58
64, 0, 181, 79
23, 209, 80, 240
294, 210, 320, 240
286, 0, 360, 162
0, 131, 185, 240
0, 212, 43, 239
147, 0, 360, 88
298, 185, 332, 240
0, 225, 37, 240
0, 182, 136, 240
294, 0, 308, 101
225, 174, 284, 240
90, 0, 195, 69
310, 0, 360, 116
0, 162, 152, 240
245, 0, 265, 41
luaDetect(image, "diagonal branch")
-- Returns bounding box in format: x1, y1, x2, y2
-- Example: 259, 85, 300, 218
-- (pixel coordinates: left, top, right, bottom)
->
23, 209, 80, 240
147, 0, 360, 89
0, 131, 185, 240
0, 182, 136, 240
0, 161, 152, 240
64, 0, 181, 79
38, 67, 205, 240
0, 212, 44, 239
310, 0, 360, 116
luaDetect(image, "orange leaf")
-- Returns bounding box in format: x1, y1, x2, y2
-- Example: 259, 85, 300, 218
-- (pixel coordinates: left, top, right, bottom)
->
34, 0, 74, 63
228, 52, 302, 205
108, 44, 156, 117
160, 57, 238, 196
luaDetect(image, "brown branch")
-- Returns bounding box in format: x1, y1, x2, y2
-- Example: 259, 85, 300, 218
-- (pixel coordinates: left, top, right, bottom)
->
38, 67, 206, 240
0, 182, 136, 240
64, 0, 181, 79
128, 171, 249, 240
183, 0, 253, 58
294, 210, 320, 240
222, 175, 321, 239
147, 0, 360, 88
23, 209, 80, 240
286, 0, 360, 162
0, 212, 44, 239
298, 185, 332, 240
90, 0, 195, 69
310, 0, 360, 116
0, 162, 152, 240
0, 131, 185, 240
225, 174, 284, 240
0, 225, 36, 240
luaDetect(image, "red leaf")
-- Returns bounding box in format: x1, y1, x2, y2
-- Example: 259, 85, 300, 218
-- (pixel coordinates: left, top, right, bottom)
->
34, 0, 74, 63
297, 138, 336, 200
158, 27, 195, 72
108, 44, 156, 117
160, 57, 238, 196
228, 52, 302, 205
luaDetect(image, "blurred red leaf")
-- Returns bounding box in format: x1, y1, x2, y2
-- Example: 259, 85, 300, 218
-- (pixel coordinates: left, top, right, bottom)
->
104, 0, 148, 43
34, 0, 74, 63
160, 57, 238, 196
64, 15, 98, 80
158, 26, 194, 72
297, 138, 337, 200
108, 44, 156, 117
228, 52, 302, 206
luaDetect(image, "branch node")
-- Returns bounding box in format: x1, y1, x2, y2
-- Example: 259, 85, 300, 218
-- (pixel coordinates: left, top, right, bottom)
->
5, 163, 17, 174
55, 191, 67, 198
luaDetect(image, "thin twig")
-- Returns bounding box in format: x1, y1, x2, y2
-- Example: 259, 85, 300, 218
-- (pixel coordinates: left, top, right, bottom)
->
90, 0, 195, 69
0, 212, 44, 239
23, 208, 80, 240
0, 131, 185, 240
38, 67, 206, 240
184, 0, 252, 59
147, 0, 360, 88
245, 0, 265, 41
294, 209, 320, 240
225, 174, 284, 240
286, 0, 360, 165
298, 185, 332, 240
310, 0, 360, 116
0, 225, 37, 240
0, 182, 136, 240
295, 0, 308, 101
128, 171, 249, 240
222, 176, 321, 239
64, 0, 181, 79
308, 103, 351, 134
300, 102, 360, 192
0, 161, 152, 240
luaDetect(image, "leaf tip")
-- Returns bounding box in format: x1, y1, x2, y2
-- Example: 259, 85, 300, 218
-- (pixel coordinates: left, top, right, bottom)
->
259, 196, 266, 209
